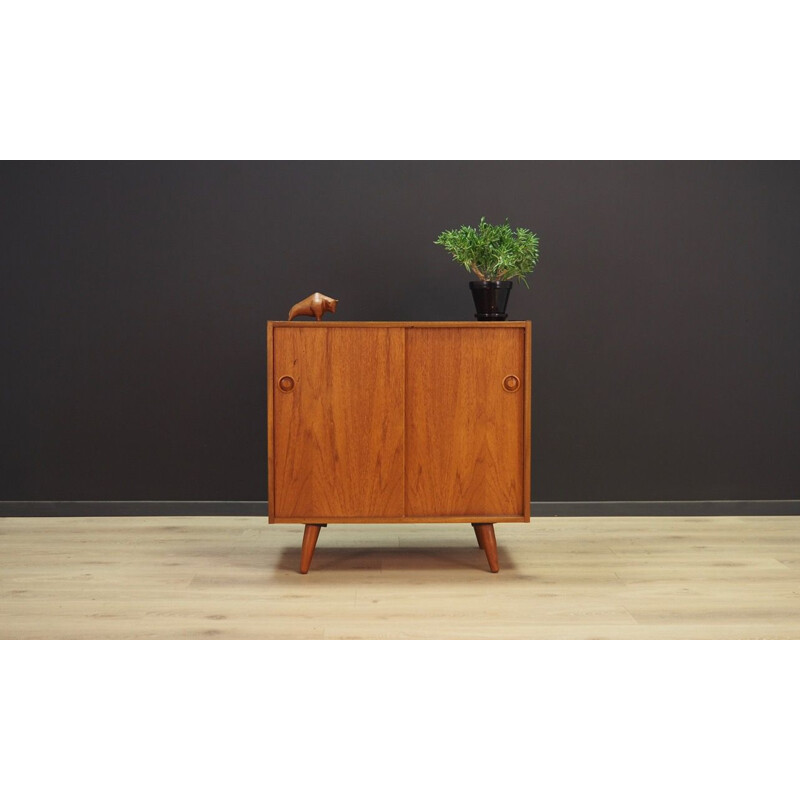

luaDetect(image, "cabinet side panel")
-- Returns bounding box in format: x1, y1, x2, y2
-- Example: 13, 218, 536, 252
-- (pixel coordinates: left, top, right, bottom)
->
405, 328, 525, 517
267, 323, 274, 519
524, 321, 531, 521
272, 327, 405, 519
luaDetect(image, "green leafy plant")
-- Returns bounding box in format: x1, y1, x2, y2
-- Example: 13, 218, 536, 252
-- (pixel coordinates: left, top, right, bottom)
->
434, 217, 540, 285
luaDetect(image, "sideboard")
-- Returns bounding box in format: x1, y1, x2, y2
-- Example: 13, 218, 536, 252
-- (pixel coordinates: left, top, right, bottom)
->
267, 321, 531, 572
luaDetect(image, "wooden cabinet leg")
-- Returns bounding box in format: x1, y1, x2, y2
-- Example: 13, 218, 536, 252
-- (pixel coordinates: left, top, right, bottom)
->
472, 523, 499, 572
472, 523, 485, 549
300, 523, 326, 574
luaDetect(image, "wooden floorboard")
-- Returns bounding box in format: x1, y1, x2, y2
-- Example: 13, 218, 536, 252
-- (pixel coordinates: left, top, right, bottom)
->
1, 515, 799, 639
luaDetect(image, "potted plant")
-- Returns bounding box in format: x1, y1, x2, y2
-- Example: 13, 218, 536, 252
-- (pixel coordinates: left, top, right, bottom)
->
434, 217, 540, 320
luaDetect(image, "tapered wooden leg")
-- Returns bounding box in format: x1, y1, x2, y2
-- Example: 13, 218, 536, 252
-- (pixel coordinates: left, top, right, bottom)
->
472, 523, 485, 549
472, 523, 499, 572
300, 523, 326, 574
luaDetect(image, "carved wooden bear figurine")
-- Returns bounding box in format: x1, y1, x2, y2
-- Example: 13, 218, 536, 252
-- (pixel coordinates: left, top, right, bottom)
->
288, 292, 338, 321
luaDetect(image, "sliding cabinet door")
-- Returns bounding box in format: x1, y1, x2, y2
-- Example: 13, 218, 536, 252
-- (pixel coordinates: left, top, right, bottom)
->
271, 326, 405, 520
405, 327, 528, 519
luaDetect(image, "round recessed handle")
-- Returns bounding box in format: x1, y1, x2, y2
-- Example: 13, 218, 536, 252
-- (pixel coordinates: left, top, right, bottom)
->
278, 375, 295, 392
502, 374, 520, 393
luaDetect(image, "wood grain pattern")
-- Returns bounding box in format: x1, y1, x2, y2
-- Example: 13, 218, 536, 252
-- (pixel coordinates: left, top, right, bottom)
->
405, 327, 526, 518
3, 515, 799, 639
267, 322, 530, 532
271, 326, 405, 520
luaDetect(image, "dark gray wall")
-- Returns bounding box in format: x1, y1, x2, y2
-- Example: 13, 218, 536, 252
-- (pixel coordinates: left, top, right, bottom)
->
1, 161, 799, 503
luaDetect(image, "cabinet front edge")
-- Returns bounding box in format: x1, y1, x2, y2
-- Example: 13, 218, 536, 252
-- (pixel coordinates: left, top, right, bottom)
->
268, 515, 530, 524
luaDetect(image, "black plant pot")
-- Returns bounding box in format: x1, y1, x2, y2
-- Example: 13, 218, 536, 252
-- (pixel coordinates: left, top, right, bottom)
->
469, 280, 512, 321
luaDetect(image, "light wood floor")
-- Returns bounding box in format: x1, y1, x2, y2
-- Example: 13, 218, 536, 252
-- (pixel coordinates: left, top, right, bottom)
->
1, 515, 799, 639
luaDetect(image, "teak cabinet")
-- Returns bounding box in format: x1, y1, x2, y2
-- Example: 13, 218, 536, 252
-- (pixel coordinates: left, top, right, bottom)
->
267, 321, 531, 573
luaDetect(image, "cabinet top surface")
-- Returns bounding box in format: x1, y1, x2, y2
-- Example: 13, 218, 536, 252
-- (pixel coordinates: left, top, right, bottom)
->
268, 321, 530, 328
